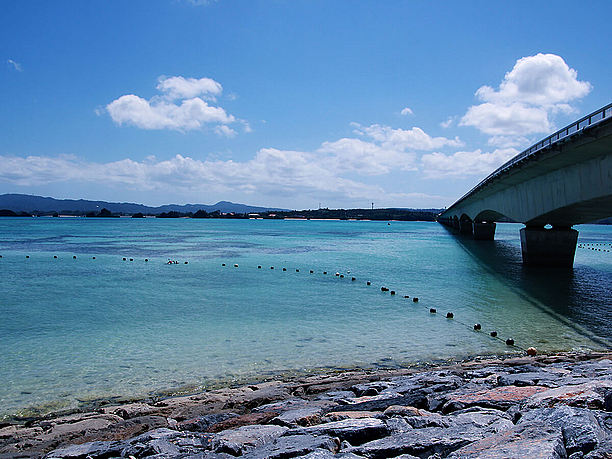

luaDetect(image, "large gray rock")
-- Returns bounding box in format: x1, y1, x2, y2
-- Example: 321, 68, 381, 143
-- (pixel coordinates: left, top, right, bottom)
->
519, 406, 607, 455
442, 385, 549, 413
404, 413, 448, 429
45, 440, 126, 458
448, 422, 567, 458
449, 408, 513, 433
299, 450, 366, 459
242, 434, 339, 458
315, 390, 356, 403
178, 412, 239, 432
288, 418, 390, 446
524, 380, 612, 410
329, 393, 428, 412
351, 381, 392, 397
212, 424, 288, 455
346, 427, 480, 458
568, 359, 612, 379
121, 428, 212, 457
347, 409, 512, 458
499, 372, 561, 388
271, 406, 327, 427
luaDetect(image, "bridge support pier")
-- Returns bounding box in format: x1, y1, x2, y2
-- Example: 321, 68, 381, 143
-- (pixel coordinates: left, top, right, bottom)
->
519, 226, 578, 267
473, 222, 496, 241
459, 219, 473, 235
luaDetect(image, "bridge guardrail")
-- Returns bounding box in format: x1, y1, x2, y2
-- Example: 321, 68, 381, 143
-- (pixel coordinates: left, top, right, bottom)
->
445, 102, 612, 213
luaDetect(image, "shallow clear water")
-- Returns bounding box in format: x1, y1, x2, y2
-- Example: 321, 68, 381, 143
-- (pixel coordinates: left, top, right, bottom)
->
0, 218, 610, 420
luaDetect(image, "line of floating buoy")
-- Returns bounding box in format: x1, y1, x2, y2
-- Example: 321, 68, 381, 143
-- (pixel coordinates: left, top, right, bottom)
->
218, 262, 533, 354
6, 254, 183, 264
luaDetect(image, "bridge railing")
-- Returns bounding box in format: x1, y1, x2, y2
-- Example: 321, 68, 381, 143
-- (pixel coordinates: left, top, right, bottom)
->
445, 102, 612, 213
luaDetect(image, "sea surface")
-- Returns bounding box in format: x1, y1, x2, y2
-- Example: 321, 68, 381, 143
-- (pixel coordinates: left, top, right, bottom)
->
0, 217, 610, 421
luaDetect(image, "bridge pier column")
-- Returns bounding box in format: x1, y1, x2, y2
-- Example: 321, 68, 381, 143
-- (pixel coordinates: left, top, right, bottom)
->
472, 222, 496, 241
459, 219, 473, 235
519, 226, 578, 267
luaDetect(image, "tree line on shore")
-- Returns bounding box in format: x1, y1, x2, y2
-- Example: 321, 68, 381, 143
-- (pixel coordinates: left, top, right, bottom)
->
0, 207, 442, 221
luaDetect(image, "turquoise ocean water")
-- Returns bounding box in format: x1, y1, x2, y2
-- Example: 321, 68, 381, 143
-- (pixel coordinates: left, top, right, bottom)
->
0, 218, 610, 421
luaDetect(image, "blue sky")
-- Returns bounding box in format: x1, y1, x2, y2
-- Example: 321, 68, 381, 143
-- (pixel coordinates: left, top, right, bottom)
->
1, 0, 610, 209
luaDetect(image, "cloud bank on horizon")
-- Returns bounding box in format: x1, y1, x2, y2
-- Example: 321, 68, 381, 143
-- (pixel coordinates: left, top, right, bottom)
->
0, 53, 593, 208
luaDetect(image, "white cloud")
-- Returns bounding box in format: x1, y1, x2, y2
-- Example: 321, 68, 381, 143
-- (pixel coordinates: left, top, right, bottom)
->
400, 107, 413, 116
214, 125, 237, 137
7, 59, 22, 72
0, 120, 462, 207
242, 121, 253, 133
318, 138, 417, 175
421, 148, 518, 178
156, 76, 222, 100
460, 53, 591, 136
440, 117, 454, 128
106, 76, 237, 134
352, 123, 463, 151
474, 54, 591, 107
487, 135, 530, 149
461, 102, 551, 136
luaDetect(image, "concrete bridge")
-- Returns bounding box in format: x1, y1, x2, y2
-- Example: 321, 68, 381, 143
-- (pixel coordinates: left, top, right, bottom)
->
438, 103, 612, 266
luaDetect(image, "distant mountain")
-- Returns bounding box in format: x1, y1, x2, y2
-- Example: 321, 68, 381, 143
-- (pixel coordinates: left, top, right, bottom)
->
0, 194, 288, 215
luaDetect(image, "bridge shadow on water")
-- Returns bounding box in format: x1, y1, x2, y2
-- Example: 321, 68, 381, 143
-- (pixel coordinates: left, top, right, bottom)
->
441, 225, 612, 347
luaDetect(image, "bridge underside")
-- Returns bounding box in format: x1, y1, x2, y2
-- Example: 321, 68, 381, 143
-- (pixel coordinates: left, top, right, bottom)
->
438, 115, 612, 267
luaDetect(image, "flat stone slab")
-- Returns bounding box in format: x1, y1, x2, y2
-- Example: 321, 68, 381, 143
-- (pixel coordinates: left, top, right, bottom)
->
45, 440, 126, 458
289, 418, 390, 446
347, 425, 492, 458
523, 380, 612, 410
242, 434, 339, 458
444, 385, 549, 412
271, 406, 326, 427
448, 422, 567, 458
211, 424, 288, 455
329, 393, 428, 412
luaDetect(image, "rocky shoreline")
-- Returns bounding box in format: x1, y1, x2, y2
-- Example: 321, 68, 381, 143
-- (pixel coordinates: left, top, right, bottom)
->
1, 352, 611, 458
